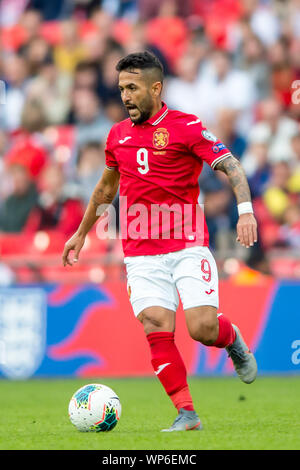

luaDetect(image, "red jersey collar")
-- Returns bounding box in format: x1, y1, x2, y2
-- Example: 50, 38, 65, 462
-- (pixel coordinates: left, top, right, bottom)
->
132, 102, 168, 126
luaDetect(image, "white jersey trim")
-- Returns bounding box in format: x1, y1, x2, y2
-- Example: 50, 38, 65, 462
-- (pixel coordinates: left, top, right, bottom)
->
211, 152, 232, 169
152, 108, 168, 126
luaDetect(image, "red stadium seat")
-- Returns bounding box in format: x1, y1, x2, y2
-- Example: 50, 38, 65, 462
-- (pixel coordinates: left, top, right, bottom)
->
0, 233, 34, 256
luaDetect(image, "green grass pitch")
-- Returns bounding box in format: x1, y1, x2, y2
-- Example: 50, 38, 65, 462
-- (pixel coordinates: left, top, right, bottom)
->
0, 376, 299, 450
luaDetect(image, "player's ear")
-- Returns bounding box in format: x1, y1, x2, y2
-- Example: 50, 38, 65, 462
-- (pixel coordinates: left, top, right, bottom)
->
152, 81, 162, 97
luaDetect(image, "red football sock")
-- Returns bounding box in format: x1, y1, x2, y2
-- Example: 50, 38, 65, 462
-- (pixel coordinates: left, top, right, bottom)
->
147, 331, 194, 411
211, 313, 236, 348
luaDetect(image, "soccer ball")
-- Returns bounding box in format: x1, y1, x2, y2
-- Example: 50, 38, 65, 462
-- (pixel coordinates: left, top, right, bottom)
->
68, 383, 121, 432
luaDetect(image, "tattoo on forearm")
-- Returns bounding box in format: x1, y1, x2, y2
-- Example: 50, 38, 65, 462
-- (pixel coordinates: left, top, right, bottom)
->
214, 156, 251, 204
91, 187, 114, 209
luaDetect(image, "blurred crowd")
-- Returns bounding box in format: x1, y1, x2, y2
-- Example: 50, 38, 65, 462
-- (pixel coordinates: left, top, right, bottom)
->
0, 0, 300, 275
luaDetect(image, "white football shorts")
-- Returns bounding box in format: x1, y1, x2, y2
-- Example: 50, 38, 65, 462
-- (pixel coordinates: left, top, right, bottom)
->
124, 246, 219, 317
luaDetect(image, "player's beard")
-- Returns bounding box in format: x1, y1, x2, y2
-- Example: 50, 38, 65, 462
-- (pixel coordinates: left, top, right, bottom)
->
126, 94, 153, 124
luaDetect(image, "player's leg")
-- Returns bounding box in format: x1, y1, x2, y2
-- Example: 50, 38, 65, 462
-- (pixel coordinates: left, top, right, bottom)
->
174, 246, 257, 384
124, 255, 202, 431
184, 305, 235, 347
185, 305, 257, 383
138, 306, 193, 410
138, 305, 175, 335
138, 306, 202, 432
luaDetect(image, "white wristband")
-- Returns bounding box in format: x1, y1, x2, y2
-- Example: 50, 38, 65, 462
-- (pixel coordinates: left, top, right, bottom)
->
238, 202, 253, 216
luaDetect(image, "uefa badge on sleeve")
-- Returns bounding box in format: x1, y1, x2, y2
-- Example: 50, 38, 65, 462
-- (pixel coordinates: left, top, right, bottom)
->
212, 143, 226, 153
201, 130, 218, 142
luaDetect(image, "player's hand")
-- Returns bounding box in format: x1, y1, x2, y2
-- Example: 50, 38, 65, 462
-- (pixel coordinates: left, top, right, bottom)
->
236, 213, 257, 248
62, 232, 85, 267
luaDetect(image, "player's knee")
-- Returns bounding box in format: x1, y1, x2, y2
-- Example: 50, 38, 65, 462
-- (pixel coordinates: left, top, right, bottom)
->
188, 315, 218, 345
138, 308, 174, 335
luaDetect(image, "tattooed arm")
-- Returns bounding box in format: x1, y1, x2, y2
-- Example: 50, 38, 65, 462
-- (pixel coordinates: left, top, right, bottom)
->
62, 168, 120, 266
214, 155, 257, 248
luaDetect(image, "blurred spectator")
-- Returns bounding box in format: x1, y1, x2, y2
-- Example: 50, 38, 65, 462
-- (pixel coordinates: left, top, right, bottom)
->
146, 0, 189, 69
0, 130, 11, 202
215, 109, 247, 159
289, 38, 300, 78
26, 57, 72, 125
27, 0, 73, 21
267, 37, 297, 108
54, 19, 87, 73
138, 0, 191, 21
97, 45, 124, 105
250, 96, 299, 164
104, 99, 127, 123
72, 0, 104, 19
0, 0, 28, 27
3, 98, 49, 192
74, 140, 120, 230
246, 0, 281, 46
262, 161, 297, 221
5, 134, 48, 182
0, 53, 29, 131
123, 22, 171, 76
18, 36, 53, 77
73, 61, 100, 91
279, 203, 300, 249
290, 134, 300, 189
184, 29, 211, 68
71, 87, 112, 149
81, 31, 108, 63
20, 8, 42, 39
291, 132, 300, 165
236, 33, 270, 101
195, 48, 257, 136
19, 96, 49, 135
87, 8, 114, 42
102, 0, 138, 20
0, 164, 38, 233
202, 178, 233, 251
163, 53, 201, 115
0, 8, 43, 53
286, 0, 300, 40
242, 140, 270, 199
26, 163, 84, 236
75, 141, 106, 204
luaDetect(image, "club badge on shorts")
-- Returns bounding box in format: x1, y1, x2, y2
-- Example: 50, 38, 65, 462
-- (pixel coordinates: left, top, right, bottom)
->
127, 284, 131, 299
153, 128, 169, 149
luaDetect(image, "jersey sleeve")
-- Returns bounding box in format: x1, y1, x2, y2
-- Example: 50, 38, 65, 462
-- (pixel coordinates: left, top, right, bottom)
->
105, 125, 118, 170
183, 118, 232, 169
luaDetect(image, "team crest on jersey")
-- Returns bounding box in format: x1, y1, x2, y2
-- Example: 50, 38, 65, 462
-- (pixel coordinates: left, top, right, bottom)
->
153, 128, 169, 149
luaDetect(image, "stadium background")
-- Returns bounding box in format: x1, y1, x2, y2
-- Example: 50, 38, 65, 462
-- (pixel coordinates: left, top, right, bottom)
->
0, 0, 299, 380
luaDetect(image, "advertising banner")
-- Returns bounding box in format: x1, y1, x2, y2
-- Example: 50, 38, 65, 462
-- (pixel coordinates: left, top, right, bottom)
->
0, 280, 299, 378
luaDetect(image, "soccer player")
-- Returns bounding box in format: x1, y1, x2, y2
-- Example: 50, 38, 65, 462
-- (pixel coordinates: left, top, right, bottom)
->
62, 51, 258, 432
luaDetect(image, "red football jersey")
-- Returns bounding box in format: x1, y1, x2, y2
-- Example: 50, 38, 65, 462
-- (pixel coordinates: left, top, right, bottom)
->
105, 102, 232, 256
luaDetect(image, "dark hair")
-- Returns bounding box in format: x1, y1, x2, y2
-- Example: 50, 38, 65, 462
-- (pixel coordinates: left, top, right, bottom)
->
116, 51, 164, 82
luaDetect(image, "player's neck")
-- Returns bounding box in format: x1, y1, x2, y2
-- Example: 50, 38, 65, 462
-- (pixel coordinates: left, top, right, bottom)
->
149, 101, 163, 120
